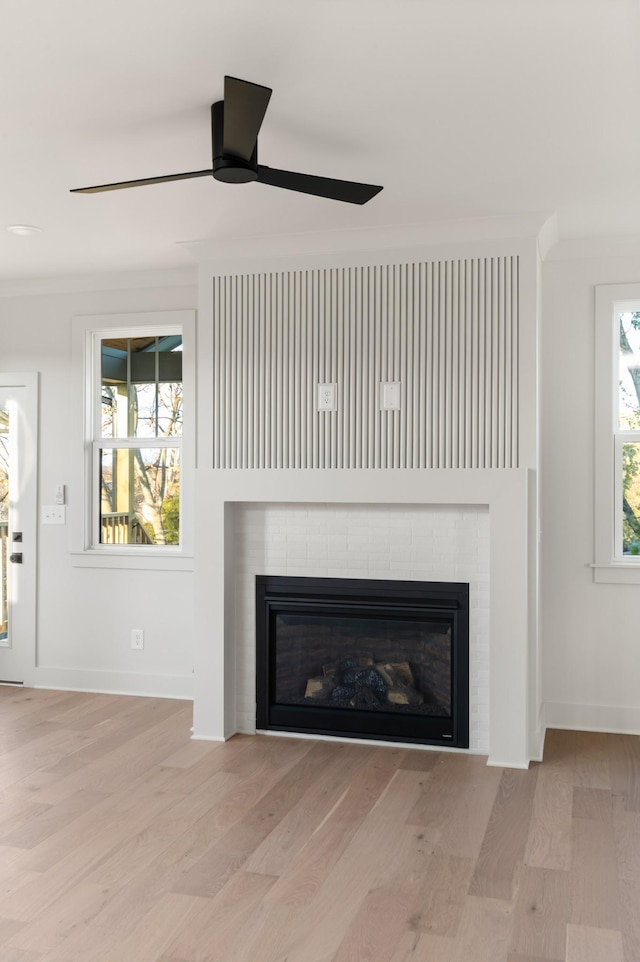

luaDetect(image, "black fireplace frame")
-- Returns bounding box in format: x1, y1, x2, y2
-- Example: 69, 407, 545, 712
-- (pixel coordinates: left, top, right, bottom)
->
256, 575, 469, 748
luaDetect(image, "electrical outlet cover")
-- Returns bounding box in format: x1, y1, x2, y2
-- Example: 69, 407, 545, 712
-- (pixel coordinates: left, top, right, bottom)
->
317, 382, 337, 411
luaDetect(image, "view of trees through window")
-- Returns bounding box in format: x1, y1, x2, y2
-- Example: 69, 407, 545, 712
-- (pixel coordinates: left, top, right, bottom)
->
619, 312, 640, 555
100, 335, 182, 546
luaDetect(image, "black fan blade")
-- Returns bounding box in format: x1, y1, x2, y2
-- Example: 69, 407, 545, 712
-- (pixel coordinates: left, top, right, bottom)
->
222, 75, 272, 163
256, 165, 382, 205
70, 169, 214, 193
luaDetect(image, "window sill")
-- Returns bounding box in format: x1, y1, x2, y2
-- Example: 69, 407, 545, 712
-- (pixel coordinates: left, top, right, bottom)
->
591, 562, 640, 585
70, 550, 194, 572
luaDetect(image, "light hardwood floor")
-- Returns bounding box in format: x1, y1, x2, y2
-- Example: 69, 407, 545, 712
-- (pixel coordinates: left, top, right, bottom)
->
0, 688, 638, 961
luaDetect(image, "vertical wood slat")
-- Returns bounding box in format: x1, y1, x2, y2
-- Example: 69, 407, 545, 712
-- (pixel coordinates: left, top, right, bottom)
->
211, 257, 519, 469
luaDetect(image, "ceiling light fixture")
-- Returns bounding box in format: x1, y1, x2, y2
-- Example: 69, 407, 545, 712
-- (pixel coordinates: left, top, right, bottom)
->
6, 224, 43, 236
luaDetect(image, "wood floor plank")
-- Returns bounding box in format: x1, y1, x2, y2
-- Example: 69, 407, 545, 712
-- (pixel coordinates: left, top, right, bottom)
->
524, 730, 574, 872
242, 741, 374, 877
469, 768, 538, 901
169, 738, 318, 897
508, 866, 570, 960
160, 872, 277, 962
565, 923, 624, 962
5, 882, 115, 955
450, 896, 514, 962
0, 789, 182, 921
507, 955, 558, 962
105, 771, 245, 887
612, 803, 640, 881
332, 887, 416, 962
0, 800, 52, 841
0, 726, 99, 793
95, 892, 213, 962
0, 788, 107, 849
270, 769, 427, 962
572, 730, 612, 790
19, 779, 184, 873
262, 763, 397, 909
388, 930, 455, 962
0, 916, 27, 944
569, 816, 620, 930
407, 752, 502, 859
398, 748, 442, 772
85, 776, 240, 889
618, 877, 640, 962
572, 786, 612, 821
0, 864, 42, 903
0, 949, 45, 961
23, 704, 193, 806
200, 899, 301, 962
372, 823, 473, 938
609, 733, 640, 812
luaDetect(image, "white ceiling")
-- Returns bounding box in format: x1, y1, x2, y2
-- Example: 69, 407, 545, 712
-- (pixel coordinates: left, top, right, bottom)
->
2, 0, 640, 286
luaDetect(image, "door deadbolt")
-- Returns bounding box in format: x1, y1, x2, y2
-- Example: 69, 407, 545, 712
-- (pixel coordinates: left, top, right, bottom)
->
9, 553, 23, 564
11, 532, 22, 542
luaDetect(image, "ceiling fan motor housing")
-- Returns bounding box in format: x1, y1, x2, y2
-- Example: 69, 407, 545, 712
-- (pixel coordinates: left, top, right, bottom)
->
211, 101, 258, 184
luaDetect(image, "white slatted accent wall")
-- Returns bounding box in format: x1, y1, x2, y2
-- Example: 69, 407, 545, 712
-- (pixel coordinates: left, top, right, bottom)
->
212, 257, 519, 469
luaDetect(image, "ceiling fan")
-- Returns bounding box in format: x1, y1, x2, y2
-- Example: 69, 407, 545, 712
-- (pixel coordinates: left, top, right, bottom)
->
71, 76, 383, 205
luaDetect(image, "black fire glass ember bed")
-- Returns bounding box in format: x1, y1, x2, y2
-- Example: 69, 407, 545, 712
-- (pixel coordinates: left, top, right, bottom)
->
256, 576, 469, 747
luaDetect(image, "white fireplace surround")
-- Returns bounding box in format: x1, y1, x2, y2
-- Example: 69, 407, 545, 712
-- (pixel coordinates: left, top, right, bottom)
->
193, 467, 539, 769
234, 502, 489, 751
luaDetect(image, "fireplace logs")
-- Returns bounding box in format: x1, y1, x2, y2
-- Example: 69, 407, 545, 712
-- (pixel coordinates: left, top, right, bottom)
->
302, 652, 447, 714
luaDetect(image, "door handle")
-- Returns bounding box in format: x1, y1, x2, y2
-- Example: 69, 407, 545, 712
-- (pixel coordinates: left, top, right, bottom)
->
9, 553, 22, 564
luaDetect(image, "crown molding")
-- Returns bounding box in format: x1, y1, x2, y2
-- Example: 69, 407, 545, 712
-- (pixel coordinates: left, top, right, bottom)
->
181, 213, 553, 265
0, 266, 197, 299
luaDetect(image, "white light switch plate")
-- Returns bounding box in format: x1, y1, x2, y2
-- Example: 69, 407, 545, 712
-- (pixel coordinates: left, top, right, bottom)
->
380, 381, 401, 410
42, 505, 66, 525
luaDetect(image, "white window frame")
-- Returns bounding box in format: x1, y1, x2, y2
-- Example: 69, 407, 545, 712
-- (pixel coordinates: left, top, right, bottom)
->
71, 310, 195, 570
594, 284, 640, 583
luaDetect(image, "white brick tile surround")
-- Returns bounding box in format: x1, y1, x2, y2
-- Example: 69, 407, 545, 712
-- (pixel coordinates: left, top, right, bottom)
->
232, 502, 490, 752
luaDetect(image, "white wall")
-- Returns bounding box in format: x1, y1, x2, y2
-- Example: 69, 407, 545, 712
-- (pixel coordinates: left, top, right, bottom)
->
542, 252, 640, 732
0, 276, 197, 698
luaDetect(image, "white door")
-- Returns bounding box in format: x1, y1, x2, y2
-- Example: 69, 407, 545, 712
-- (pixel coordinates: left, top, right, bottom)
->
0, 375, 38, 685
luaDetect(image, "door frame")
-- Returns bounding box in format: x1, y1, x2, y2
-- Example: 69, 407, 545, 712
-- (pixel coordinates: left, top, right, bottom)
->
0, 373, 38, 685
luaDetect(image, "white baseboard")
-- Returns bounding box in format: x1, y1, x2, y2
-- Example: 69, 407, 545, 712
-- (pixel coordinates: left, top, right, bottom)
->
190, 733, 227, 742
544, 701, 640, 736
528, 728, 546, 763
486, 757, 531, 769
32, 666, 193, 701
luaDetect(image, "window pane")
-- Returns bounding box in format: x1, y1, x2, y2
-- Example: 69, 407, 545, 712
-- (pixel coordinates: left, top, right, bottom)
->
99, 447, 180, 545
101, 335, 182, 439
618, 312, 640, 429
622, 442, 640, 555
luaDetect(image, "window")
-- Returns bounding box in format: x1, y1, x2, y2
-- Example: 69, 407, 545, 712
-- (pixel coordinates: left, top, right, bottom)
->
594, 285, 640, 583
98, 334, 182, 547
615, 312, 640, 557
71, 311, 195, 570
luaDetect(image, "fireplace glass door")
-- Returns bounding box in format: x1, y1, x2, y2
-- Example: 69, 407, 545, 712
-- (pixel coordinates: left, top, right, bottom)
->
256, 576, 469, 747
